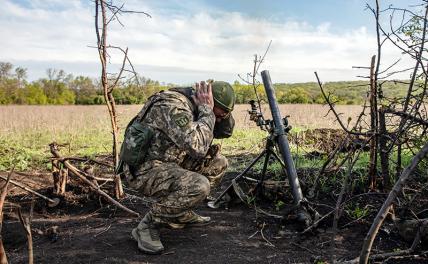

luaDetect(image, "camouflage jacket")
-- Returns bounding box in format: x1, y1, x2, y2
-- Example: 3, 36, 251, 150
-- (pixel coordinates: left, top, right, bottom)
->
135, 89, 212, 165
135, 88, 234, 166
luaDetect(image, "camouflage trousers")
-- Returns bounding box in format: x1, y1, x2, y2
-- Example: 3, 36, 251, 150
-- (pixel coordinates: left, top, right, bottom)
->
124, 151, 228, 223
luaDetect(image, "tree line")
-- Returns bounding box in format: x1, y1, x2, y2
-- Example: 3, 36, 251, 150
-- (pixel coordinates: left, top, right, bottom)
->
0, 61, 409, 105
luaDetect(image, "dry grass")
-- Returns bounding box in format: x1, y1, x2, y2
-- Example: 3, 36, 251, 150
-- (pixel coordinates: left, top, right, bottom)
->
0, 104, 363, 170
233, 104, 363, 130
0, 104, 363, 134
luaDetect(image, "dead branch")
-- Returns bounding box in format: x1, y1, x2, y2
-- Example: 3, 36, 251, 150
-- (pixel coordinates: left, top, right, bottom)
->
359, 141, 428, 264
0, 175, 59, 207
301, 209, 335, 234
0, 168, 13, 264
368, 55, 378, 190
291, 242, 318, 255
314, 72, 371, 136
50, 143, 139, 217
96, 0, 120, 170
94, 0, 150, 199
384, 108, 428, 127
57, 157, 113, 168
104, 1, 151, 18
254, 207, 283, 219
260, 222, 275, 247
17, 205, 33, 264
330, 150, 362, 263
379, 108, 390, 188
309, 134, 350, 198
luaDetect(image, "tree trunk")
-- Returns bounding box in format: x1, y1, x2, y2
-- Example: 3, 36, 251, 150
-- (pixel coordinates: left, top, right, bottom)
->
97, 0, 124, 198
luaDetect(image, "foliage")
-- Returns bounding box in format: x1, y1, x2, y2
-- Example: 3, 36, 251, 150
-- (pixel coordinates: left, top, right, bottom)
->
0, 61, 170, 106
0, 61, 412, 106
345, 203, 370, 220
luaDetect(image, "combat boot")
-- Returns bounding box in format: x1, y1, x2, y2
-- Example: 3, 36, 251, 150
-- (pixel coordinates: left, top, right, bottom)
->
131, 212, 164, 254
168, 210, 211, 229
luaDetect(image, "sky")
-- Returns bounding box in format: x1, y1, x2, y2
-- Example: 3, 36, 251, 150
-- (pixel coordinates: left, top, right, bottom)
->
0, 0, 423, 84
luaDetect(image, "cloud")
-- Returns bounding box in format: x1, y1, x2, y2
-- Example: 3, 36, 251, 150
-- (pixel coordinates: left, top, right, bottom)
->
0, 0, 412, 83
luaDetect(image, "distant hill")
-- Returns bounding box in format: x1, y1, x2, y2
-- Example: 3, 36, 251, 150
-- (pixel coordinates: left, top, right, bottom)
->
233, 80, 410, 105
275, 80, 409, 104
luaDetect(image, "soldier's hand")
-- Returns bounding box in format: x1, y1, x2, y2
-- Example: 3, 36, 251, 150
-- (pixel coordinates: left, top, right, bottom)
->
192, 81, 214, 110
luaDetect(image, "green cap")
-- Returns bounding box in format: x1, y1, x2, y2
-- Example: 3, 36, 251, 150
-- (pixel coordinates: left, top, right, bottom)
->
211, 81, 235, 112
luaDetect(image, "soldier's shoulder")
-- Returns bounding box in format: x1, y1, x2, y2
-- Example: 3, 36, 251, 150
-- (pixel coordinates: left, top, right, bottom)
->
157, 90, 193, 109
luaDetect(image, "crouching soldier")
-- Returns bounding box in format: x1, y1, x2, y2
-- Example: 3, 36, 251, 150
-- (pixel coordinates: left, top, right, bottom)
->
118, 81, 235, 254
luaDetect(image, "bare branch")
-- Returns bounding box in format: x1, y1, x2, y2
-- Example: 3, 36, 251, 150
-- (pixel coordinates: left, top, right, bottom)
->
359, 141, 428, 264
314, 71, 371, 136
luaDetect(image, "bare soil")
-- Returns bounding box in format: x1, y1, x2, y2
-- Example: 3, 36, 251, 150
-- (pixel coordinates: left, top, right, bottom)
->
2, 169, 427, 264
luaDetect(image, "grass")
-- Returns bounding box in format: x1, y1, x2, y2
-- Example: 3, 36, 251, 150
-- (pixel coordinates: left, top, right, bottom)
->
1, 104, 341, 171
0, 104, 415, 174
0, 105, 268, 170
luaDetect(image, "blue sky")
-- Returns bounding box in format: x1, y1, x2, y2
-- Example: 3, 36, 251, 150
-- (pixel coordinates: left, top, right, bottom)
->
0, 0, 422, 84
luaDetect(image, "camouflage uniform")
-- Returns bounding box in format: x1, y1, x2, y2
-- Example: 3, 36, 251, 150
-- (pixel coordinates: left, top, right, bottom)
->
124, 88, 234, 224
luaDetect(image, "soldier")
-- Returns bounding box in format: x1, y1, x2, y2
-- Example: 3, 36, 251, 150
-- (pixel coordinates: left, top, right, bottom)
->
120, 80, 235, 254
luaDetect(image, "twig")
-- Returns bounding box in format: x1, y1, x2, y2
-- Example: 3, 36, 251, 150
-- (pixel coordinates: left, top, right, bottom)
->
0, 167, 13, 264
248, 230, 259, 239
0, 175, 59, 207
384, 108, 428, 127
330, 149, 363, 263
94, 224, 112, 237
255, 207, 284, 219
301, 209, 334, 234
17, 205, 33, 264
291, 242, 318, 255
260, 222, 275, 247
359, 141, 428, 264
314, 72, 371, 136
57, 157, 113, 168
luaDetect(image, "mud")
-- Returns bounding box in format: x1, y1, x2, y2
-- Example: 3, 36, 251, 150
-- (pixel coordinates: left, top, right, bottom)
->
2, 170, 426, 264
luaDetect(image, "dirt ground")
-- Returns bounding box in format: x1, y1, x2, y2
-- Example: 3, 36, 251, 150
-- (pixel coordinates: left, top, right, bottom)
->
2, 169, 427, 264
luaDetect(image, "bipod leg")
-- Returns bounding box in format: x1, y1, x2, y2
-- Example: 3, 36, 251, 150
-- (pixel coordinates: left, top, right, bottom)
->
255, 151, 271, 197
270, 150, 287, 171
208, 150, 267, 209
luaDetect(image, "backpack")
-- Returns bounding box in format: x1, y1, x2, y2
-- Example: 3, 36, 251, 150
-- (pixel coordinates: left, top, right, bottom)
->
116, 92, 163, 175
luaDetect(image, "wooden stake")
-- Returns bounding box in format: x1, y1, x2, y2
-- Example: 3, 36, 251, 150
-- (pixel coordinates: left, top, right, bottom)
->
52, 159, 61, 195
59, 168, 68, 194
114, 175, 124, 199
368, 55, 378, 190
